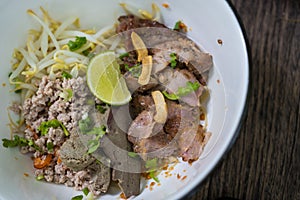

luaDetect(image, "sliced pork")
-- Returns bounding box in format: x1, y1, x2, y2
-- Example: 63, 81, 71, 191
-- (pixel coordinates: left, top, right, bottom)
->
151, 38, 213, 76
118, 14, 212, 164
129, 93, 154, 119
158, 68, 204, 107
124, 71, 158, 93
116, 15, 213, 85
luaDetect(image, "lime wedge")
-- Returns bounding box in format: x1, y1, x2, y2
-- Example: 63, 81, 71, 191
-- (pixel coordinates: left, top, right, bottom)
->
87, 51, 131, 105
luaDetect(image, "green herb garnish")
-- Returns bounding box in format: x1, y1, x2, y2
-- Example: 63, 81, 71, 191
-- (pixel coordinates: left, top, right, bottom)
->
38, 119, 69, 136
173, 20, 181, 30
170, 53, 177, 68
46, 142, 54, 152
128, 152, 138, 158
79, 117, 106, 154
87, 140, 100, 154
86, 126, 106, 135
96, 105, 107, 114
71, 195, 83, 200
12, 77, 23, 93
15, 89, 22, 94
119, 52, 129, 59
36, 174, 44, 181
125, 64, 142, 78
2, 136, 42, 152
149, 170, 160, 183
86, 99, 95, 105
145, 158, 160, 183
83, 187, 89, 196
163, 81, 200, 100
162, 91, 179, 100
28, 139, 43, 152
145, 158, 158, 170
2, 135, 27, 148
86, 126, 106, 154
67, 36, 87, 51
59, 88, 73, 101
61, 71, 72, 79
177, 81, 200, 96
79, 117, 93, 133
82, 49, 91, 56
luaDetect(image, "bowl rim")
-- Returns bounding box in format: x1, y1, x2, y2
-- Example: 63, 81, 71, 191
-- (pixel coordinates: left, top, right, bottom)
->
180, 0, 251, 199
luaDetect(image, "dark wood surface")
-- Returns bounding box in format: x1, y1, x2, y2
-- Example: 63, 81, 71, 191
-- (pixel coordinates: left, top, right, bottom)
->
190, 0, 300, 199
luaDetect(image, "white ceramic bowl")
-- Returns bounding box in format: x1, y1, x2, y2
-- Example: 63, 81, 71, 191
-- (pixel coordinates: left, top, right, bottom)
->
0, 0, 249, 199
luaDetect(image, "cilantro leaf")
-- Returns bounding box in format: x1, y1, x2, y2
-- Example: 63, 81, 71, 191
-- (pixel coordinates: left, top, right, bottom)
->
162, 91, 179, 100
128, 151, 138, 158
79, 116, 106, 154
173, 20, 187, 32
87, 139, 100, 154
173, 20, 181, 30
86, 126, 106, 136
145, 158, 158, 170
85, 126, 106, 154
187, 81, 200, 90
83, 187, 89, 196
61, 71, 72, 79
2, 135, 27, 148
59, 88, 73, 102
38, 119, 69, 136
12, 77, 23, 93
177, 81, 200, 96
2, 136, 42, 152
28, 139, 43, 152
119, 52, 129, 59
169, 53, 177, 68
38, 120, 60, 135
61, 124, 69, 136
15, 89, 22, 94
163, 81, 200, 100
46, 142, 54, 152
125, 64, 142, 78
149, 170, 160, 183
82, 49, 91, 56
71, 195, 83, 200
86, 99, 95, 105
96, 105, 107, 114
79, 117, 93, 133
36, 174, 44, 181
67, 36, 87, 51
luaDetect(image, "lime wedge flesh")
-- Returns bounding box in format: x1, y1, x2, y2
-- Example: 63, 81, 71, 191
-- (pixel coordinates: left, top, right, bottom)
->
87, 51, 131, 105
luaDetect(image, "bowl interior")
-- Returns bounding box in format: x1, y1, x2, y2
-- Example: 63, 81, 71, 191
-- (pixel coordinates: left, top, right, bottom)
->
0, 0, 249, 199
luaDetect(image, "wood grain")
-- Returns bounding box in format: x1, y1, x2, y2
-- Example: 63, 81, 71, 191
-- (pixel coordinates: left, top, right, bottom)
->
189, 0, 300, 199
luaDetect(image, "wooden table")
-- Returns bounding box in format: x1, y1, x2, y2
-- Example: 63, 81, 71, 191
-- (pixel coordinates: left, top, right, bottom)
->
189, 0, 300, 199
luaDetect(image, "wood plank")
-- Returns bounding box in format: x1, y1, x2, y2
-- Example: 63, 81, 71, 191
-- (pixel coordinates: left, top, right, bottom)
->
190, 0, 300, 199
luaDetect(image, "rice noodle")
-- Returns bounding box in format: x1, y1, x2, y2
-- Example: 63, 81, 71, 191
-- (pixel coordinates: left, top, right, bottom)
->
54, 16, 79, 37
120, 2, 162, 22
40, 24, 49, 57
93, 24, 115, 39
18, 48, 37, 71
120, 2, 146, 19
38, 59, 56, 71
27, 9, 60, 50
54, 50, 88, 64
152, 3, 161, 22
109, 36, 121, 50
58, 30, 100, 44
9, 58, 26, 83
